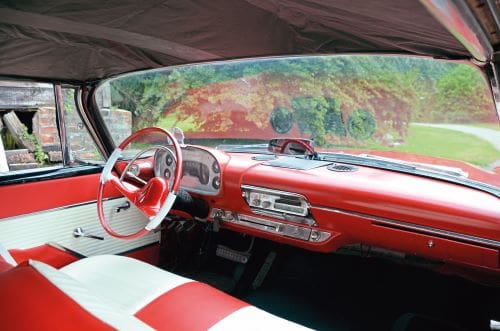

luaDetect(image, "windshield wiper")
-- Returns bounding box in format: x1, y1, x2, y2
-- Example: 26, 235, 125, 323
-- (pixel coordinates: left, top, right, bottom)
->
318, 152, 500, 198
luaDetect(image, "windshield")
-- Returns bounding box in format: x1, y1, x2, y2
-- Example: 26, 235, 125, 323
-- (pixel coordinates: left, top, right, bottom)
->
97, 55, 500, 187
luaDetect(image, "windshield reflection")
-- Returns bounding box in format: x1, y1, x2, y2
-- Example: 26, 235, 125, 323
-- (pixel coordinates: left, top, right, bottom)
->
98, 55, 500, 186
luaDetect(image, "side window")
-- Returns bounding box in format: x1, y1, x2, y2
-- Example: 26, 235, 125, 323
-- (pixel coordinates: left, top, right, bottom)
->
0, 81, 103, 174
0, 81, 61, 172
61, 87, 104, 165
95, 82, 132, 146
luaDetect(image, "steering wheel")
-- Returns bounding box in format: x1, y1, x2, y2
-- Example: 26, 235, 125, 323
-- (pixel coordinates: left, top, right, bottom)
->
97, 127, 183, 239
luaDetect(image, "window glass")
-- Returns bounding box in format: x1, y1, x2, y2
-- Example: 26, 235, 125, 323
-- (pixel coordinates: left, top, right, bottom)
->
0, 81, 103, 174
0, 81, 61, 172
97, 56, 500, 187
62, 87, 104, 165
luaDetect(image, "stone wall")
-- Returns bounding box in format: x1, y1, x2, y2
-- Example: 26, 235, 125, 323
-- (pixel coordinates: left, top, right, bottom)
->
33, 107, 60, 147
3, 106, 131, 169
0, 81, 53, 109
100, 108, 132, 145
32, 106, 132, 160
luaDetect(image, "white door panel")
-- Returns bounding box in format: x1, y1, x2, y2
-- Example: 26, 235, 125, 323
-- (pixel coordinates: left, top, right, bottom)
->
0, 198, 160, 256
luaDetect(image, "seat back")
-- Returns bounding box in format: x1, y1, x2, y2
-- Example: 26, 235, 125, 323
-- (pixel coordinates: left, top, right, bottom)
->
0, 260, 152, 331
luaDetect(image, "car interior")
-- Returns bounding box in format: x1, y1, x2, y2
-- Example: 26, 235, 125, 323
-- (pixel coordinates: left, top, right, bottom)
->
0, 1, 499, 331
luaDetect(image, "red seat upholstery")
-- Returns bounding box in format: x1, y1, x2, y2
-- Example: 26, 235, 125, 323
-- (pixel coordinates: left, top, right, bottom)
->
0, 263, 115, 331
0, 255, 311, 330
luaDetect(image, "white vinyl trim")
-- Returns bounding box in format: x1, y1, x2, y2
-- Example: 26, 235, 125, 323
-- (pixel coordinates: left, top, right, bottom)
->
61, 255, 193, 314
0, 198, 159, 256
0, 242, 17, 266
209, 306, 313, 331
100, 148, 122, 184
146, 192, 176, 230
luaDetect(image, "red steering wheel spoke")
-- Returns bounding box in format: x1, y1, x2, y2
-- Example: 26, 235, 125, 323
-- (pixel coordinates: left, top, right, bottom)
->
133, 177, 169, 218
107, 173, 140, 202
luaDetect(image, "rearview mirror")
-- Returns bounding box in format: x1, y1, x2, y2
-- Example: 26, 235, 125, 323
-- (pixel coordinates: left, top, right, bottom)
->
268, 138, 314, 155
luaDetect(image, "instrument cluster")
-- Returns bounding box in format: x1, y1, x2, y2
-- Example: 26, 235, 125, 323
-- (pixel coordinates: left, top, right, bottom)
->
154, 146, 221, 196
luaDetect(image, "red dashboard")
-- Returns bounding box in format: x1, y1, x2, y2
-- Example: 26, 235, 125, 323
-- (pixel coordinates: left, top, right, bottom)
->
178, 148, 500, 280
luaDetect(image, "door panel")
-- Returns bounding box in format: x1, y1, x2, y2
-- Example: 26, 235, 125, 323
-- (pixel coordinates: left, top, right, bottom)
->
0, 197, 159, 256
0, 173, 119, 219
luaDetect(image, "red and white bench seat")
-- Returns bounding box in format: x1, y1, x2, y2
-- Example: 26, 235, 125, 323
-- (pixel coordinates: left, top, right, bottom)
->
0, 255, 311, 330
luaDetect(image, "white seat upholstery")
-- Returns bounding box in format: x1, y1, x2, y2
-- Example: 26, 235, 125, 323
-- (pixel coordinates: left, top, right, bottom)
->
60, 255, 192, 314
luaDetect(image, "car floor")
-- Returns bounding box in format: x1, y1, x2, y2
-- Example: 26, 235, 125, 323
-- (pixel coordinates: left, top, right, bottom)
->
238, 248, 497, 331
165, 228, 500, 331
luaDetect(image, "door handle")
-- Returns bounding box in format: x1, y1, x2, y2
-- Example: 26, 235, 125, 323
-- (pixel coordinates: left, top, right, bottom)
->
73, 227, 104, 240
115, 201, 131, 213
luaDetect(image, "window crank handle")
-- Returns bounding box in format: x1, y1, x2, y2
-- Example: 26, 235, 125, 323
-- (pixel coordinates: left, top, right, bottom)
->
73, 227, 104, 240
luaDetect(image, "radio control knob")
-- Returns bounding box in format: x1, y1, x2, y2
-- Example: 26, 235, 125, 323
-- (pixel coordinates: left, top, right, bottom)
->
261, 201, 271, 208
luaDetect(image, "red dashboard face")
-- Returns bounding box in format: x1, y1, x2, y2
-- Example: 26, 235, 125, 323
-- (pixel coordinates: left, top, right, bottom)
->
155, 146, 500, 281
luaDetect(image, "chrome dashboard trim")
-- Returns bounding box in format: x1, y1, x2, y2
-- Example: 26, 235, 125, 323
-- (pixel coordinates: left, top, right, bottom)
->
211, 208, 330, 243
241, 185, 310, 201
241, 185, 313, 221
313, 206, 500, 249
249, 208, 317, 226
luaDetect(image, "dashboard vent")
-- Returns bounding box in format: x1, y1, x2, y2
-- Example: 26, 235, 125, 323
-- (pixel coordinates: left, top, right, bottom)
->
327, 164, 357, 172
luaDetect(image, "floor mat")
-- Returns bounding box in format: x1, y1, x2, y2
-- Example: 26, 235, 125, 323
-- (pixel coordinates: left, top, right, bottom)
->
237, 247, 499, 331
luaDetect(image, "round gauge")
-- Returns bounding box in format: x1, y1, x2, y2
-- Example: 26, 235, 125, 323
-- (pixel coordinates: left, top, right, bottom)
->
212, 161, 220, 173
166, 154, 173, 166
164, 168, 171, 179
199, 164, 210, 185
212, 176, 220, 189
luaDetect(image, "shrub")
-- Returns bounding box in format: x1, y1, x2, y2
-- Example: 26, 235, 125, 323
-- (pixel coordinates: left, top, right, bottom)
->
347, 109, 376, 140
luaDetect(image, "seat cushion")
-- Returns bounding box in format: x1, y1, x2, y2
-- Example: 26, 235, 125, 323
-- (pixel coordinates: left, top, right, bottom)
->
135, 281, 248, 330
1, 255, 312, 330
0, 261, 151, 331
62, 255, 312, 330
60, 254, 193, 314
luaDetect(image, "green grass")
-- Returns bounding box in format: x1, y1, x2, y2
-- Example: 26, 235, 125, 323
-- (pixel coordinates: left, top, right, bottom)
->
156, 111, 201, 132
391, 125, 498, 166
333, 124, 499, 167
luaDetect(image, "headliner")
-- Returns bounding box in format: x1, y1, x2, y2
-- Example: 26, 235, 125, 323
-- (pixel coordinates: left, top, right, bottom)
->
0, 0, 492, 82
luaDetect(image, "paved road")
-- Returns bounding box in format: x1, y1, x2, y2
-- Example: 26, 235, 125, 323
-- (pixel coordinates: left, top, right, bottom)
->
414, 123, 500, 152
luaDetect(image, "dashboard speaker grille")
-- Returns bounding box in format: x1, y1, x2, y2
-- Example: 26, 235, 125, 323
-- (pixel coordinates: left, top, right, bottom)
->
327, 164, 358, 172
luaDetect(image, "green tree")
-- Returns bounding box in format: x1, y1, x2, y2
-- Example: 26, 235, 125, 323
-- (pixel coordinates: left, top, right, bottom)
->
435, 65, 492, 122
